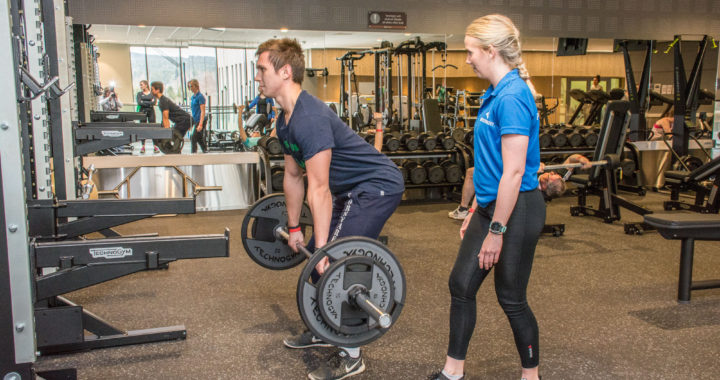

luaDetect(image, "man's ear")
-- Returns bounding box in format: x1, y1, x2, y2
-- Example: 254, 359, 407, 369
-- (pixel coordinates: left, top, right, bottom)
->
280, 64, 292, 80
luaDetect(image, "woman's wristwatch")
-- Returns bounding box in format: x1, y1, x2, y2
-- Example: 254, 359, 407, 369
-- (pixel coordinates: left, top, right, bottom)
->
489, 221, 507, 235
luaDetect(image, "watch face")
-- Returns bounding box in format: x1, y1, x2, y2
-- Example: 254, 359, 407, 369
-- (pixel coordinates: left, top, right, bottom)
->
490, 221, 506, 233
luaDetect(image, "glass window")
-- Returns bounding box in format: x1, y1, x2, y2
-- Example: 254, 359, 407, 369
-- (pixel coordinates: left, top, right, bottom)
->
146, 47, 182, 103
181, 46, 218, 105
129, 46, 148, 104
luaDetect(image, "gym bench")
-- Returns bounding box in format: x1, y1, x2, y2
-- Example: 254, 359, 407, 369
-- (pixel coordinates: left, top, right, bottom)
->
663, 156, 720, 214
644, 213, 720, 303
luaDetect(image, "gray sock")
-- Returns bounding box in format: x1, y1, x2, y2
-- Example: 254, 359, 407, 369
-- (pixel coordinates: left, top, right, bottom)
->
341, 347, 360, 358
442, 369, 463, 380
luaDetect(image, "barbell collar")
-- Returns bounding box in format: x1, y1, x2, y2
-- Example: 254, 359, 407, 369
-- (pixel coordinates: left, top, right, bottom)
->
349, 287, 392, 329
274, 226, 313, 259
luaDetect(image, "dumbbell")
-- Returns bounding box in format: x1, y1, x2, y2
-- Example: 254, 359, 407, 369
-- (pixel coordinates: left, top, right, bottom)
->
440, 160, 462, 183
258, 135, 283, 155
402, 161, 427, 184
270, 166, 284, 192
435, 132, 456, 151
418, 133, 438, 151
620, 159, 636, 178
551, 129, 568, 147
422, 160, 445, 184
579, 127, 598, 147
564, 127, 585, 148
384, 134, 401, 152
464, 130, 474, 146
358, 132, 375, 145
398, 164, 408, 183
539, 129, 553, 149
401, 133, 419, 151
451, 128, 466, 143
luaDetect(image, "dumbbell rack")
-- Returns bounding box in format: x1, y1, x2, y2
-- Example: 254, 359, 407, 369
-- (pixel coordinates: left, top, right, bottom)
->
460, 91, 483, 127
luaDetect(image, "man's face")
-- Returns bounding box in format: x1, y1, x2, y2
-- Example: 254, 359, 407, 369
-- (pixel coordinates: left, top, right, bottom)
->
255, 51, 286, 98
151, 87, 160, 97
538, 171, 562, 190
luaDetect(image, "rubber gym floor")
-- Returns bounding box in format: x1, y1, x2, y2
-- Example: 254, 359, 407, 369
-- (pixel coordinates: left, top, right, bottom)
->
34, 191, 720, 379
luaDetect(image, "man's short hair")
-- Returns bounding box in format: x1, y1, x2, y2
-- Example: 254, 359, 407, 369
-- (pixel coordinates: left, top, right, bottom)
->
256, 38, 305, 84
187, 79, 199, 88
151, 81, 164, 93
545, 177, 567, 199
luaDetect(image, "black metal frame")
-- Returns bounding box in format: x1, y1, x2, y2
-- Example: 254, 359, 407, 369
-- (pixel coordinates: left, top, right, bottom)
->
73, 121, 171, 156
671, 35, 709, 158
663, 156, 720, 214
618, 40, 653, 141
568, 101, 654, 233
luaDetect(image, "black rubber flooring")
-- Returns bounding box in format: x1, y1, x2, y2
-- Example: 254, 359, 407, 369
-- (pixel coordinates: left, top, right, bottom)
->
34, 191, 720, 379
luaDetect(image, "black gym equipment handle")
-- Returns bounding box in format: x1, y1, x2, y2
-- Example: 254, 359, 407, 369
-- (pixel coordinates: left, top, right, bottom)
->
274, 226, 393, 328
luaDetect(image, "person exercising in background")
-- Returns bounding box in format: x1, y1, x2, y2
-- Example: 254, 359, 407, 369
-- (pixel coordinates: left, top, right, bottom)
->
254, 37, 404, 380
590, 74, 603, 91
136, 80, 159, 154
449, 154, 592, 219
151, 81, 192, 152
235, 103, 277, 150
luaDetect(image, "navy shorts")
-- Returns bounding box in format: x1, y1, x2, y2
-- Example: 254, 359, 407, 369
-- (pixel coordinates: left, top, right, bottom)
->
307, 190, 402, 280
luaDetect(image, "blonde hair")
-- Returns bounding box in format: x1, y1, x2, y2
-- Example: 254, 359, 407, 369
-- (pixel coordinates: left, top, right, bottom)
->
466, 14, 536, 95
187, 79, 199, 88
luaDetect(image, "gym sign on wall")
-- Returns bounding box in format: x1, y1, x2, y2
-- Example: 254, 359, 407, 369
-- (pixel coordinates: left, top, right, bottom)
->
368, 11, 407, 29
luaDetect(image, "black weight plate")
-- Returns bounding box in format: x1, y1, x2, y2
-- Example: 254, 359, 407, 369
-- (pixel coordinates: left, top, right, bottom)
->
568, 132, 585, 147
443, 163, 462, 183
385, 138, 401, 152
271, 169, 284, 192
409, 167, 427, 184
241, 194, 313, 270
584, 132, 598, 147
451, 128, 465, 143
398, 165, 408, 183
297, 237, 406, 348
427, 166, 444, 183
404, 137, 419, 151
552, 133, 568, 147
317, 256, 395, 334
441, 137, 455, 150
157, 129, 184, 154
539, 132, 552, 148
266, 137, 283, 155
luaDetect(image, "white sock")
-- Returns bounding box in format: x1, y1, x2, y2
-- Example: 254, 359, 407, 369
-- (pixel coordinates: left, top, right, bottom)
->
442, 369, 463, 380
341, 347, 360, 358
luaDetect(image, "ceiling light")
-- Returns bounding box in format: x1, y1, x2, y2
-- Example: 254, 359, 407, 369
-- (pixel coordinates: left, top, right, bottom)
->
404, 33, 411, 36
377, 38, 382, 41
280, 28, 288, 33
137, 25, 146, 28
208, 27, 226, 32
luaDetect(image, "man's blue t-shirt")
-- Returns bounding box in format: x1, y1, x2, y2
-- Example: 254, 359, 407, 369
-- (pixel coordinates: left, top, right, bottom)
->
190, 92, 206, 124
275, 91, 404, 196
473, 69, 540, 207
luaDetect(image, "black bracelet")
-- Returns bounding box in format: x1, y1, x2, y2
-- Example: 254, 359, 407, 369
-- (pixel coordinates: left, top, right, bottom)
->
287, 223, 300, 230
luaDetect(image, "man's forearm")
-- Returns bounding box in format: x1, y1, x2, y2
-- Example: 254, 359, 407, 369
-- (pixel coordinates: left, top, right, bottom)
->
283, 172, 306, 228
307, 186, 332, 248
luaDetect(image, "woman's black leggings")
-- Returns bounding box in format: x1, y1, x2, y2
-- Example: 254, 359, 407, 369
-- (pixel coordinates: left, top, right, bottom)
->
447, 189, 545, 368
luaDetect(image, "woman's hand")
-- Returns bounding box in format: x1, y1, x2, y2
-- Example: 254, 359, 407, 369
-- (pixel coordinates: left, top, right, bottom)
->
478, 233, 503, 270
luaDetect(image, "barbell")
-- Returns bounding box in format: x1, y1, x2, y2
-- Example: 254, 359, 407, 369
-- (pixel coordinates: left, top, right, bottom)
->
542, 154, 621, 172
240, 194, 406, 347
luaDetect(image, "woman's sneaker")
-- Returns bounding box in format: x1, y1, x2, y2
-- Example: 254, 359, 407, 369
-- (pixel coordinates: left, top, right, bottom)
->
427, 370, 465, 380
308, 350, 365, 380
448, 206, 469, 220
283, 330, 332, 349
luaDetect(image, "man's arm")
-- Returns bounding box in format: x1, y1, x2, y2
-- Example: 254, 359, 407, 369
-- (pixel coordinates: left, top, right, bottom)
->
162, 110, 170, 128
563, 154, 591, 169
284, 154, 307, 252
197, 103, 206, 131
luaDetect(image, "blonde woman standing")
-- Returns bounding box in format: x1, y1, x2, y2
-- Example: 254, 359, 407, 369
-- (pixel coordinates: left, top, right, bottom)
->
430, 14, 544, 380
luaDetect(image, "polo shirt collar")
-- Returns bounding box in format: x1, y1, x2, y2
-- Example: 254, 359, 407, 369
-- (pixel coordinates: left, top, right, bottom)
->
482, 68, 520, 100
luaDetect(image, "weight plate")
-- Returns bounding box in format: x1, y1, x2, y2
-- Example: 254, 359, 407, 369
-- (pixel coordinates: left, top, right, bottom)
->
385, 138, 401, 152
568, 133, 585, 147
422, 138, 437, 151
266, 137, 283, 155
297, 237, 406, 348
156, 129, 184, 154
270, 169, 284, 192
427, 166, 444, 184
441, 137, 455, 151
317, 256, 395, 334
584, 132, 598, 147
404, 138, 419, 151
451, 128, 465, 143
443, 164, 462, 183
409, 167, 427, 184
241, 194, 313, 270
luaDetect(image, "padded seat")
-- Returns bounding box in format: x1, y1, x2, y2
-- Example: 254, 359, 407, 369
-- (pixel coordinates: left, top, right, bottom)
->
645, 213, 720, 240
568, 174, 590, 186
663, 170, 690, 181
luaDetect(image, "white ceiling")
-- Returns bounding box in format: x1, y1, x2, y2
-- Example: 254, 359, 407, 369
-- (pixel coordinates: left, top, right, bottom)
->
89, 24, 617, 52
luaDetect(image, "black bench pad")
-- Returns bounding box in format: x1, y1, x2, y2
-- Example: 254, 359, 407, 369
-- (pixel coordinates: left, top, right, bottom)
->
644, 213, 720, 240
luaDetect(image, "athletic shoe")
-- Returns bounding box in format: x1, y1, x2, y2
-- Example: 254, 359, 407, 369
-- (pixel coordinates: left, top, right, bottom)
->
427, 370, 465, 380
140, 146, 145, 154
283, 330, 332, 349
308, 350, 365, 380
448, 206, 469, 220
153, 146, 160, 153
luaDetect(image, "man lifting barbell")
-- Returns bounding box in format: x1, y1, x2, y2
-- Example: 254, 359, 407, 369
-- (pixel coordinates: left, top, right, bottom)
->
253, 38, 404, 380
449, 154, 592, 220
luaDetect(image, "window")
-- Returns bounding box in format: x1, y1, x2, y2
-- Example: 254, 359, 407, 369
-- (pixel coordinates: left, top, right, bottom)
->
146, 47, 182, 103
